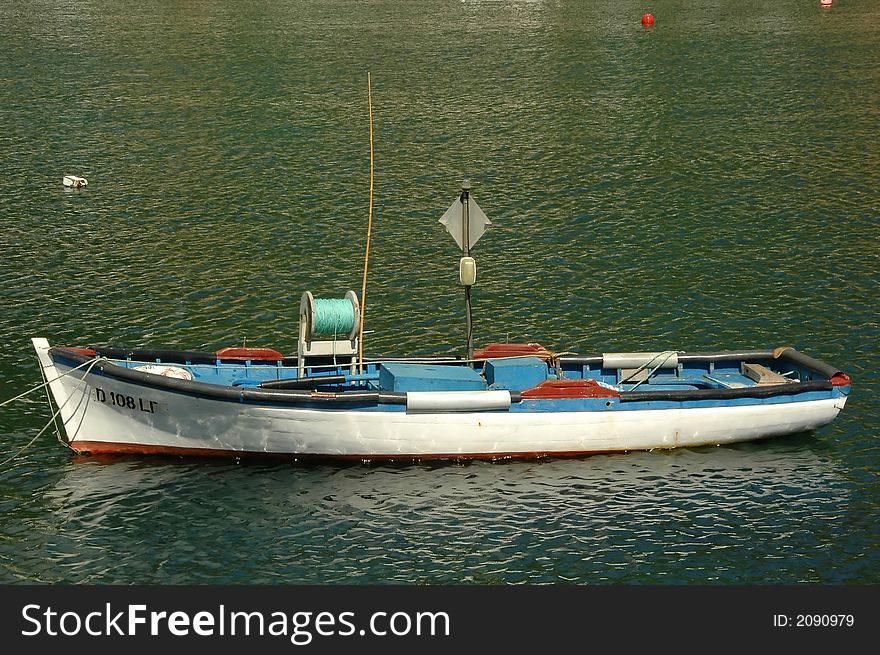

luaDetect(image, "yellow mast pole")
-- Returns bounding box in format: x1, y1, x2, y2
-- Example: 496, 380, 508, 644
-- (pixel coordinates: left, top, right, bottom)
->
358, 72, 374, 374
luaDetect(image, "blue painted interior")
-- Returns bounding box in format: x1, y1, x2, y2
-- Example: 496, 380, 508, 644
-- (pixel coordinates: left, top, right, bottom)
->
104, 351, 848, 412
378, 362, 486, 392
485, 356, 548, 391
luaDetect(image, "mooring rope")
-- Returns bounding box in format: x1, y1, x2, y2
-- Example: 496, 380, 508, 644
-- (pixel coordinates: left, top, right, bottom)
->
0, 357, 103, 467
0, 356, 103, 409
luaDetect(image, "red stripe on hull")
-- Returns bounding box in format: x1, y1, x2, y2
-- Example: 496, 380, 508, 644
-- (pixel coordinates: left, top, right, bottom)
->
70, 440, 623, 462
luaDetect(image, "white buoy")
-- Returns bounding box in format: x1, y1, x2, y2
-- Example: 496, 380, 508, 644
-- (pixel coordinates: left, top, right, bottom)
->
62, 175, 88, 188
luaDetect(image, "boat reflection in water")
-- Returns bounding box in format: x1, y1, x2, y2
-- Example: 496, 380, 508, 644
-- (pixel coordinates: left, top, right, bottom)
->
35, 438, 850, 583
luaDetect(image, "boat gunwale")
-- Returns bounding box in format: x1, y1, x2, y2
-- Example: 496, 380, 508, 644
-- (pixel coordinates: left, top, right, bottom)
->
618, 380, 834, 402
79, 345, 847, 381
49, 347, 409, 405
48, 345, 848, 408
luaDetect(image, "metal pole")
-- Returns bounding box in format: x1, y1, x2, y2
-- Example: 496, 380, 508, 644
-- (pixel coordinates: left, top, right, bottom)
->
461, 181, 474, 364
461, 180, 470, 256
465, 285, 474, 364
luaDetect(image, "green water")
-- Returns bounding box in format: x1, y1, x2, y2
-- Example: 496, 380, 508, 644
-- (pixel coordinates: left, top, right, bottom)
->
0, 0, 877, 583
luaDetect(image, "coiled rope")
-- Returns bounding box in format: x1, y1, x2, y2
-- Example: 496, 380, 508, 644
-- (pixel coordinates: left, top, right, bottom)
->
312, 298, 357, 337
0, 357, 104, 467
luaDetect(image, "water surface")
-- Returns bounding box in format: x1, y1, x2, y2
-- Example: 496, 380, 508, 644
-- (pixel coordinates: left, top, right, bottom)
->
0, 0, 877, 584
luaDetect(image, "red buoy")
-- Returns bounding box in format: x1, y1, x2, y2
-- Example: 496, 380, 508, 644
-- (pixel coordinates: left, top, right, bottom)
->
819, 0, 833, 7
641, 13, 655, 27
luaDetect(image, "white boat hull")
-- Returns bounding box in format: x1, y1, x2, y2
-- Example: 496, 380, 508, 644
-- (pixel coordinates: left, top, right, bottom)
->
34, 339, 846, 460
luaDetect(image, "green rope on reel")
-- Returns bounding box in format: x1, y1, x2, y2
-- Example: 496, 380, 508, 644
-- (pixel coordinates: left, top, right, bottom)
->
312, 298, 357, 337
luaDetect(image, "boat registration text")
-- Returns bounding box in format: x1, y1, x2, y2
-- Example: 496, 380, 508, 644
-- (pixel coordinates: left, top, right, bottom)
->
94, 388, 159, 414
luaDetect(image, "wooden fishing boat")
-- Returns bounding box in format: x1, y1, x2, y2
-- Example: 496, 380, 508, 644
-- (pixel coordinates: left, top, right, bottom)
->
31, 337, 850, 461
29, 183, 851, 461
